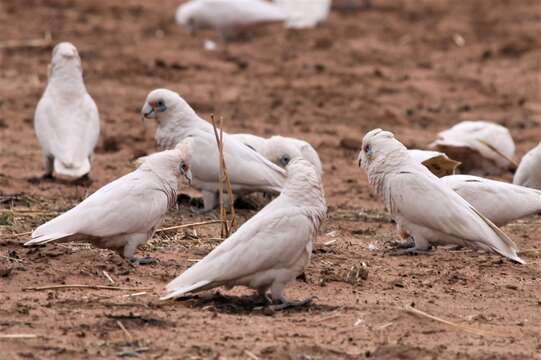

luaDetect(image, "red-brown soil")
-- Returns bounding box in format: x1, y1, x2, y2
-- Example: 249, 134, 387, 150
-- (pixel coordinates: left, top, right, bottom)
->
0, 0, 540, 359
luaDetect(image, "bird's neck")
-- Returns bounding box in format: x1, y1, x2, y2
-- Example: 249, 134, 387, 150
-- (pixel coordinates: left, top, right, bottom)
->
367, 150, 410, 197
282, 172, 327, 220
140, 160, 180, 208
156, 111, 213, 149
47, 65, 86, 96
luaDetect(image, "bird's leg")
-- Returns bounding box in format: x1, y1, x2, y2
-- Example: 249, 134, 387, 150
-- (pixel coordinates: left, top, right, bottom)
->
390, 236, 432, 256
129, 256, 159, 266
42, 155, 54, 179
122, 237, 158, 265
191, 191, 217, 214
268, 283, 313, 311
252, 287, 272, 306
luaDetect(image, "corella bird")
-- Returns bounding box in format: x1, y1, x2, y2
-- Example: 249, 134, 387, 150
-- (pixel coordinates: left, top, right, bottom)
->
430, 121, 516, 176
407, 149, 460, 177
34, 42, 100, 180
358, 128, 524, 264
25, 143, 193, 264
233, 134, 323, 177
513, 143, 541, 190
141, 88, 286, 212
441, 175, 541, 227
161, 157, 326, 308
176, 0, 287, 40
274, 0, 331, 28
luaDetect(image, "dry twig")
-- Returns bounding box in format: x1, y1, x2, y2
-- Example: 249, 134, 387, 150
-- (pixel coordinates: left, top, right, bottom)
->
0, 231, 32, 240
477, 139, 518, 169
0, 32, 52, 50
116, 321, 133, 340
23, 284, 152, 292
155, 220, 224, 233
0, 334, 38, 339
211, 115, 237, 237
403, 305, 499, 337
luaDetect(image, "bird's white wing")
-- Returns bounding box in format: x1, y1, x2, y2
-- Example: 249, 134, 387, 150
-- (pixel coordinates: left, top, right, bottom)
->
27, 170, 168, 244
441, 175, 541, 226
230, 133, 267, 153
35, 93, 100, 178
163, 200, 314, 298
514, 143, 541, 190
187, 130, 286, 191
274, 0, 331, 28
387, 169, 522, 262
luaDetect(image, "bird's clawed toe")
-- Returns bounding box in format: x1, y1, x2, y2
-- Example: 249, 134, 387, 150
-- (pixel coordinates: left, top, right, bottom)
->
389, 246, 432, 256
129, 256, 160, 266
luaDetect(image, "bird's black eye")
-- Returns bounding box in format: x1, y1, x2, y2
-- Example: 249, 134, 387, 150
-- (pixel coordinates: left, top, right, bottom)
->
280, 154, 290, 166
364, 144, 371, 153
157, 100, 164, 107
179, 160, 187, 171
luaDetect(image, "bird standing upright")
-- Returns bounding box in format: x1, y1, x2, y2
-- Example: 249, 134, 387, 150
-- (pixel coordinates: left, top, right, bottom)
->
161, 158, 326, 309
25, 143, 193, 265
358, 128, 524, 264
34, 42, 100, 180
141, 88, 286, 212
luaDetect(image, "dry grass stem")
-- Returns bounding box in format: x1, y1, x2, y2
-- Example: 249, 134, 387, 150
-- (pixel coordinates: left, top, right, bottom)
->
477, 139, 518, 169
404, 305, 500, 337
0, 32, 52, 49
0, 334, 39, 339
24, 284, 152, 292
156, 220, 224, 233
102, 271, 115, 285
0, 231, 32, 240
116, 320, 133, 340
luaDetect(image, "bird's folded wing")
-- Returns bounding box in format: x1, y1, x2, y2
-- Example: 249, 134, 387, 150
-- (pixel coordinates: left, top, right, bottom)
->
187, 131, 286, 189
165, 204, 313, 295
387, 171, 518, 251
30, 172, 168, 241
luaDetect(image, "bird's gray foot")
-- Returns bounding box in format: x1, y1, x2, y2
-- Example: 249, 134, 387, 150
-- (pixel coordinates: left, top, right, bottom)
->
190, 206, 214, 214
388, 239, 416, 249
390, 246, 432, 256
269, 297, 314, 311
129, 256, 159, 265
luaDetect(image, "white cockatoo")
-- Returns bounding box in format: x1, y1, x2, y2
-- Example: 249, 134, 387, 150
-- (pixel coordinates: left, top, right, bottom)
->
430, 121, 516, 176
161, 157, 326, 308
513, 143, 541, 190
176, 0, 287, 40
232, 134, 323, 177
25, 143, 193, 264
358, 128, 524, 264
34, 42, 100, 179
407, 149, 460, 177
274, 0, 331, 28
441, 175, 541, 227
141, 88, 286, 212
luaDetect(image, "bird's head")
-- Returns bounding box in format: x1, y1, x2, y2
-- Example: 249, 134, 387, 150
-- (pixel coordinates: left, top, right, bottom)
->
175, 139, 194, 184
175, 2, 200, 34
264, 136, 304, 169
49, 42, 81, 74
357, 128, 405, 169
141, 89, 181, 121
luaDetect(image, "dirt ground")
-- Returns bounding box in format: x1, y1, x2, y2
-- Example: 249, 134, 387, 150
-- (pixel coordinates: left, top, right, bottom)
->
1, 0, 540, 359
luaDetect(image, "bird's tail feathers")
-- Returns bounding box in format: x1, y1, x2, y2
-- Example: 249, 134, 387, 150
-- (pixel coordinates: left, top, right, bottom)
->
160, 279, 212, 300
54, 158, 90, 179
470, 206, 525, 264
24, 232, 75, 246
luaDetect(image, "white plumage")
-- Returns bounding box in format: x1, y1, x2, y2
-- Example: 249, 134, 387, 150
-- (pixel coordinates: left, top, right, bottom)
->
358, 128, 524, 264
513, 143, 541, 190
25, 143, 193, 263
161, 158, 326, 305
430, 121, 515, 176
141, 88, 286, 212
34, 42, 100, 179
274, 0, 331, 28
441, 175, 541, 227
407, 149, 460, 177
176, 0, 287, 40
232, 134, 323, 177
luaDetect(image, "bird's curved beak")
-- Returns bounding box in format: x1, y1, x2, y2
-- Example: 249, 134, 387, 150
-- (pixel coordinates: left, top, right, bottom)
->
183, 169, 193, 184
141, 102, 156, 121
356, 151, 362, 167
